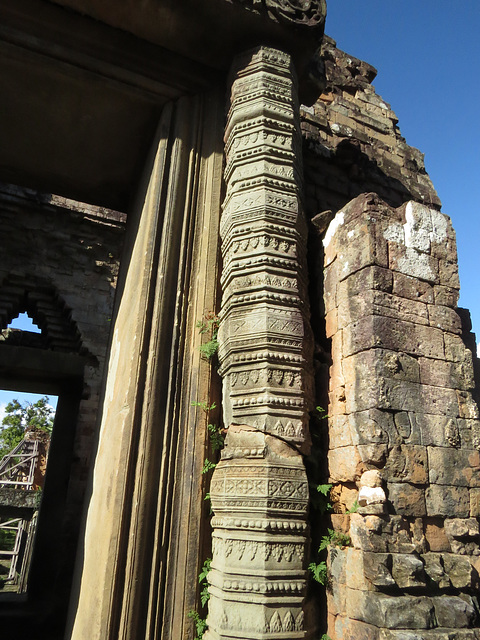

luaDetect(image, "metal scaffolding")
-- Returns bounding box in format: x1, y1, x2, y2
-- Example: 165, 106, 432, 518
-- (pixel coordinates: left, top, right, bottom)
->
0, 439, 42, 589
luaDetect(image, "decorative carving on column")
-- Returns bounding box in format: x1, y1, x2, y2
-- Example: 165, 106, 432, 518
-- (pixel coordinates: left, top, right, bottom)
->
206, 47, 314, 639
231, 0, 327, 30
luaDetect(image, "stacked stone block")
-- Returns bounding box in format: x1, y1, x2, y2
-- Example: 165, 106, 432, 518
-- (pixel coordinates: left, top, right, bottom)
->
301, 37, 440, 219
323, 192, 480, 639
206, 48, 314, 639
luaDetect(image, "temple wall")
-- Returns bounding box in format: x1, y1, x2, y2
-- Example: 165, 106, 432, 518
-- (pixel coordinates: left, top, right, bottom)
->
322, 192, 480, 639
296, 40, 480, 636
302, 36, 440, 219
1, 4, 479, 638
0, 184, 124, 512
68, 90, 225, 640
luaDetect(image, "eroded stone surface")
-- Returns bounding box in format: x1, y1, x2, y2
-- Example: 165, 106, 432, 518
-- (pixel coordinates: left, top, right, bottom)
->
322, 193, 480, 638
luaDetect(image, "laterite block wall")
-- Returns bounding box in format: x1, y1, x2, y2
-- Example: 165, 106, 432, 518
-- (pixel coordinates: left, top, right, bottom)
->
323, 192, 480, 639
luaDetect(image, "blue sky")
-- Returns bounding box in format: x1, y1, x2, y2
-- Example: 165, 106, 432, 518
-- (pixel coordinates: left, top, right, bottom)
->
0, 314, 58, 425
326, 1, 480, 341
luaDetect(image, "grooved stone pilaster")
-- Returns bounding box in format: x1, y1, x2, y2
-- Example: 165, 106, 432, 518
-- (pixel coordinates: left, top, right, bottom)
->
68, 93, 225, 640
206, 48, 314, 639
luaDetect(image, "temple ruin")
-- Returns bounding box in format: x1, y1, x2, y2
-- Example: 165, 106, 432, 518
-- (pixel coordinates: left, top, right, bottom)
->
0, 1, 479, 638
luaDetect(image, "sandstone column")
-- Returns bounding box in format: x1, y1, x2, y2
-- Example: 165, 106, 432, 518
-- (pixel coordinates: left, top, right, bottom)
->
206, 47, 314, 639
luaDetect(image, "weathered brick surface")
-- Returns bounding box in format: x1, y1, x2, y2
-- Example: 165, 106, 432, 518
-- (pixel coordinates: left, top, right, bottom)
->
302, 37, 441, 221
307, 49, 480, 638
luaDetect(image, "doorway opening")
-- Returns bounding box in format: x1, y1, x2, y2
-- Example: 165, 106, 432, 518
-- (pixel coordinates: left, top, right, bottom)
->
0, 389, 58, 593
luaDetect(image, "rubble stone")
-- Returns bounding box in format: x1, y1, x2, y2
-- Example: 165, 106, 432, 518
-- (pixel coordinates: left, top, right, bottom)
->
423, 553, 451, 589
363, 552, 395, 589
391, 554, 426, 589
425, 521, 451, 553
359, 469, 383, 488
442, 554, 474, 588
389, 483, 426, 517
433, 596, 477, 628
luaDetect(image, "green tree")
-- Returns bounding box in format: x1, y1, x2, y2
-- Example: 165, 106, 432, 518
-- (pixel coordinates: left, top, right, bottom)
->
0, 396, 54, 460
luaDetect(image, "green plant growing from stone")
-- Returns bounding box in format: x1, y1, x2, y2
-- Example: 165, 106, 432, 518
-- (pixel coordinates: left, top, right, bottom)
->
307, 407, 332, 512
346, 499, 359, 514
306, 406, 334, 587
188, 558, 212, 639
310, 482, 332, 515
191, 401, 217, 412
309, 529, 350, 586
315, 406, 329, 420
319, 528, 351, 551
188, 610, 207, 640
308, 559, 328, 585
202, 459, 216, 475
197, 312, 219, 360
198, 557, 212, 607
190, 349, 223, 637
193, 400, 224, 477
208, 420, 224, 452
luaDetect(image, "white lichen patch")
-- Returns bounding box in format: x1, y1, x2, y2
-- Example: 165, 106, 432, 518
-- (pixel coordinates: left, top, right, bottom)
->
404, 201, 432, 253
430, 209, 449, 244
383, 222, 404, 244
397, 247, 436, 282
323, 210, 345, 248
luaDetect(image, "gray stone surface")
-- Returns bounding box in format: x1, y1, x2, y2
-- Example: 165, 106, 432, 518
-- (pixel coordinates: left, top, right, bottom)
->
391, 554, 426, 589
433, 595, 477, 628
350, 593, 436, 629
363, 553, 395, 589
442, 554, 474, 588
322, 189, 480, 638
426, 486, 470, 518
423, 553, 450, 589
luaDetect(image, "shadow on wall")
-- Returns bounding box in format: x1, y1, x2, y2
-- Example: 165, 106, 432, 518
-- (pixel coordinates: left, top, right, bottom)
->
304, 138, 439, 220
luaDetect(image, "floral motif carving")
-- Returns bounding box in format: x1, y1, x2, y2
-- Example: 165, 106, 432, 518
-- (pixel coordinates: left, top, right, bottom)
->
265, 0, 326, 28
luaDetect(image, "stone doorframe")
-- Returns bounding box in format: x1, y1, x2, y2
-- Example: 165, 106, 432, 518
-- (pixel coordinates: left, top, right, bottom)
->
68, 90, 225, 640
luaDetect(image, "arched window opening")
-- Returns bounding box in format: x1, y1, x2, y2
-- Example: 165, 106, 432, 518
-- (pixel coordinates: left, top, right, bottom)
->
7, 313, 41, 334
0, 276, 87, 604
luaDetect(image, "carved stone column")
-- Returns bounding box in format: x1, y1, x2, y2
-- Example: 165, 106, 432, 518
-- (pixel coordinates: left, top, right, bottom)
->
206, 47, 314, 639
